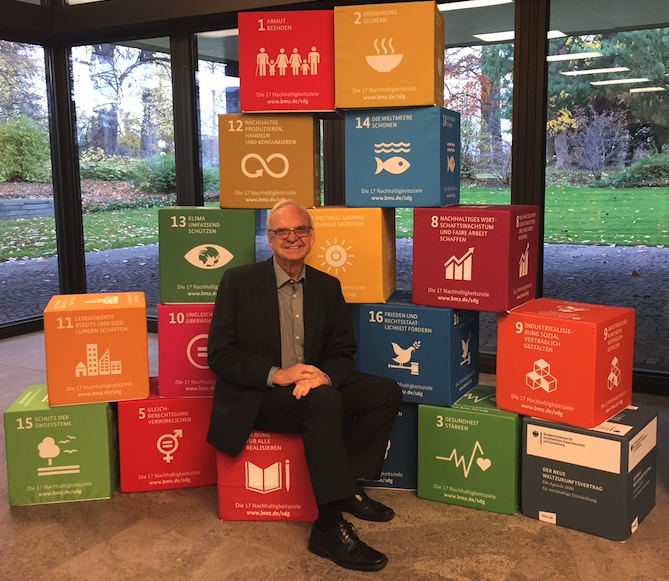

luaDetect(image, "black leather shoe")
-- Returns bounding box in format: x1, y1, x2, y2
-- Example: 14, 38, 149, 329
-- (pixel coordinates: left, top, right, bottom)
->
339, 490, 395, 522
308, 520, 388, 571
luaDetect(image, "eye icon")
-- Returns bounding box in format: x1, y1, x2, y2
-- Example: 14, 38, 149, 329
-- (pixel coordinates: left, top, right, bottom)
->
184, 244, 234, 269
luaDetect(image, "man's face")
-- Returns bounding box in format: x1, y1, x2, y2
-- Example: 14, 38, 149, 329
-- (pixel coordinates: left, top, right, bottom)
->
267, 205, 315, 267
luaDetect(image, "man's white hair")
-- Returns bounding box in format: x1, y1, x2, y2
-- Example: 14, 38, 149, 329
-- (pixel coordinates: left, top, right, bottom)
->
266, 200, 314, 231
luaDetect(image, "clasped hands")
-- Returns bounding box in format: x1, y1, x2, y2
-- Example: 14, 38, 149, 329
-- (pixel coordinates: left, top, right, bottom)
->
272, 363, 329, 399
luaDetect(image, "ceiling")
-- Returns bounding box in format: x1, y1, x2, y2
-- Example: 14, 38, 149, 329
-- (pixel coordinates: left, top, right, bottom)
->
127, 0, 669, 65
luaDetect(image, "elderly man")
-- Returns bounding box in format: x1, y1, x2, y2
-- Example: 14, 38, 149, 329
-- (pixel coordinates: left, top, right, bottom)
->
207, 200, 402, 571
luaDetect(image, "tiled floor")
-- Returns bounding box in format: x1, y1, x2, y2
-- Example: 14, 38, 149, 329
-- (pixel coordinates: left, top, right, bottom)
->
1, 332, 669, 581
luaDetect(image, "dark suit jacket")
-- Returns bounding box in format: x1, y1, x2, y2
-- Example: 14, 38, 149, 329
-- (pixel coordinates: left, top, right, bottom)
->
206, 257, 356, 456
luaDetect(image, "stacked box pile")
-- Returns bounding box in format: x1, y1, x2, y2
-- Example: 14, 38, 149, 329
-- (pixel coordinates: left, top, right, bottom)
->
157, 206, 255, 399
491, 296, 655, 539
5, 291, 151, 506
149, 207, 256, 496
6, 4, 656, 543
331, 2, 463, 492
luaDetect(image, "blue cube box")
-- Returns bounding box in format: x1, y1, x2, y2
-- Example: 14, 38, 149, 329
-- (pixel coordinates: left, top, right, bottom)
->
344, 107, 460, 207
361, 403, 418, 490
349, 291, 479, 405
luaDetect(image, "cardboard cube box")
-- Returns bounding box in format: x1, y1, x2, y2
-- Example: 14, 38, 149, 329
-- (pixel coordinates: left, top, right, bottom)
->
218, 113, 321, 209
412, 204, 539, 312
306, 206, 396, 303
117, 381, 216, 492
360, 402, 418, 490
417, 385, 520, 515
4, 385, 117, 506
334, 1, 444, 108
497, 298, 634, 428
522, 406, 657, 540
43, 292, 149, 406
158, 303, 216, 397
158, 207, 255, 303
238, 10, 335, 112
216, 431, 318, 521
345, 107, 460, 207
349, 291, 478, 405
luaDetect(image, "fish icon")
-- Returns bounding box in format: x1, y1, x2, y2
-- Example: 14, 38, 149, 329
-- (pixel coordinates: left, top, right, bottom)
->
375, 156, 411, 175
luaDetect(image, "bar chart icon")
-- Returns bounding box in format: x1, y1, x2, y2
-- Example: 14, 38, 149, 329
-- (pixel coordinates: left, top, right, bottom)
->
445, 247, 474, 281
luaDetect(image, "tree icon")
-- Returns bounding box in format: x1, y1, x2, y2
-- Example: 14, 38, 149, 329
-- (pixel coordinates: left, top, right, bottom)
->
38, 437, 60, 466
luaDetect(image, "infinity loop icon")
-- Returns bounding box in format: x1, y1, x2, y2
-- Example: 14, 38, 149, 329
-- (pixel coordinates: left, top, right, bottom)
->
241, 153, 289, 178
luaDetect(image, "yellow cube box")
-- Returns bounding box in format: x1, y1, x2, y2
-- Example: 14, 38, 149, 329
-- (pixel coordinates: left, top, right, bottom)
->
218, 113, 321, 209
44, 292, 149, 406
334, 1, 444, 109
306, 207, 396, 303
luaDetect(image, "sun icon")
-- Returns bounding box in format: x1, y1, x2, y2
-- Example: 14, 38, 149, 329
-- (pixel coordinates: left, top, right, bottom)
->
319, 238, 354, 275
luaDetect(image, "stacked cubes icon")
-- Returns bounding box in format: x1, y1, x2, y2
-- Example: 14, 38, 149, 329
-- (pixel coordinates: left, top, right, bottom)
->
608, 356, 621, 390
525, 359, 558, 393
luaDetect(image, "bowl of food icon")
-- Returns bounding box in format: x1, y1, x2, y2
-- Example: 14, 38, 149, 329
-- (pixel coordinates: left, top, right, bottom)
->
365, 54, 403, 73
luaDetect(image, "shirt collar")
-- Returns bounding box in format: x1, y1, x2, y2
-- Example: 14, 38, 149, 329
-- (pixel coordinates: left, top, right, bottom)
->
272, 256, 306, 288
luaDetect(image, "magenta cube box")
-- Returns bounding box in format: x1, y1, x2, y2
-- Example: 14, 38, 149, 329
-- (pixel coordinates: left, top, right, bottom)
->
412, 205, 539, 312
158, 303, 216, 397
238, 10, 335, 112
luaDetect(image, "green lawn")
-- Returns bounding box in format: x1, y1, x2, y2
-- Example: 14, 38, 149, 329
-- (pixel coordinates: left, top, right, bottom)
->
0, 208, 160, 260
396, 186, 669, 246
1, 186, 667, 260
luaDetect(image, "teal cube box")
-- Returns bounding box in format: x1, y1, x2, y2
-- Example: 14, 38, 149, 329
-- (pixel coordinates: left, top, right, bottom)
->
417, 385, 520, 515
344, 106, 460, 207
4, 385, 117, 506
349, 291, 479, 405
159, 207, 256, 303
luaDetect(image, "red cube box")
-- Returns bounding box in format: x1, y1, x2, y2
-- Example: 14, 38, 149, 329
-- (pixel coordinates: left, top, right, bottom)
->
238, 10, 335, 112
158, 303, 216, 397
496, 298, 634, 428
118, 379, 216, 492
216, 431, 318, 521
412, 205, 539, 312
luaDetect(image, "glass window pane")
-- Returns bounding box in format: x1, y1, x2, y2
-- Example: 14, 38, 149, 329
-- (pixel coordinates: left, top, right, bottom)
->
71, 40, 173, 318
196, 30, 241, 207
0, 40, 57, 325
440, 1, 514, 360
547, 8, 669, 372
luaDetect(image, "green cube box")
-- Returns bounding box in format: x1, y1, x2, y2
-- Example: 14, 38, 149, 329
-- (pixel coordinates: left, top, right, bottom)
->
159, 207, 256, 303
418, 385, 520, 514
4, 385, 117, 506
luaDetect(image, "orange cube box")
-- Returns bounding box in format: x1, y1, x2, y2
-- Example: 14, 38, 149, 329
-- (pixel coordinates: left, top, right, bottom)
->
334, 1, 444, 108
216, 431, 318, 521
496, 298, 634, 428
306, 206, 396, 303
218, 113, 321, 209
118, 379, 216, 492
44, 292, 149, 406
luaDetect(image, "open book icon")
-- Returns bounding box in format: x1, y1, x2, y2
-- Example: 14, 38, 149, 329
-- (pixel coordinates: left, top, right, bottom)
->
245, 460, 290, 493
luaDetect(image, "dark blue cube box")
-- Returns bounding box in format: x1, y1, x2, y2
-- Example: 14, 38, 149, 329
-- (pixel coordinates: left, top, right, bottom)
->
361, 402, 418, 490
349, 291, 479, 406
344, 106, 460, 207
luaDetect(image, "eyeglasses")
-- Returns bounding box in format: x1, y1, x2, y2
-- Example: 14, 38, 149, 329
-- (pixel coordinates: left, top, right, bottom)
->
268, 226, 312, 240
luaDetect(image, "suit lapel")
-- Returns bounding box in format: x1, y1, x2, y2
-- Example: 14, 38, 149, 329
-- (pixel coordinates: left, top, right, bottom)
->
258, 258, 282, 363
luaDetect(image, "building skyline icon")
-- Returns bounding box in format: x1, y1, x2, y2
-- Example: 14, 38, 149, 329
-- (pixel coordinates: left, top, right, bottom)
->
75, 343, 122, 377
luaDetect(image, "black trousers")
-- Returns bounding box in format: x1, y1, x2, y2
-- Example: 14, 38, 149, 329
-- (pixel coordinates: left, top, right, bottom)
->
253, 371, 402, 505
